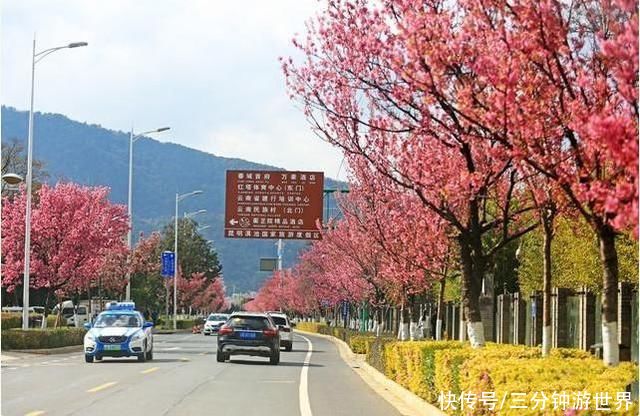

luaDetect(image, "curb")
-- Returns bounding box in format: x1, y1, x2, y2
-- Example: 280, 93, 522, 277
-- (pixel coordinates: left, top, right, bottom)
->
5, 344, 83, 355
295, 329, 445, 416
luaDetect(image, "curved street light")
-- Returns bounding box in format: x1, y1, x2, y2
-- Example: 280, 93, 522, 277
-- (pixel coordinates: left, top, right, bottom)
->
2, 173, 24, 185
173, 190, 203, 329
184, 209, 206, 219
21, 36, 88, 329
126, 125, 171, 300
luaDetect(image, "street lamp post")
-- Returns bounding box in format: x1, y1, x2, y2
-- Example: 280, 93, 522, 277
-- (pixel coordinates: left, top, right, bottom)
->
126, 126, 170, 301
22, 36, 87, 330
174, 190, 203, 330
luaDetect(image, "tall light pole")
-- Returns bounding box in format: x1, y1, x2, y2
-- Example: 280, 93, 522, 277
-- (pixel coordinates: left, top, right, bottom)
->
22, 36, 87, 330
174, 190, 203, 330
126, 126, 170, 300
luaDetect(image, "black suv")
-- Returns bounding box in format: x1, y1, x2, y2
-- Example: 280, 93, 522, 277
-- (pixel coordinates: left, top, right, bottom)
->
216, 312, 280, 365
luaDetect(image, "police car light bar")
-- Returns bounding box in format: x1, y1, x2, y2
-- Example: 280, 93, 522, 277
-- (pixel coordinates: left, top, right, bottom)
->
107, 302, 136, 311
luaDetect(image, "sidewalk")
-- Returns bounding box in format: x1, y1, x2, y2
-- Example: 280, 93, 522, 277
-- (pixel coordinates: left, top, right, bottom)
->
295, 329, 445, 416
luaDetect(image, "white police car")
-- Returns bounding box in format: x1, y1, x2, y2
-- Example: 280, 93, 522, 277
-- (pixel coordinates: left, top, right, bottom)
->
83, 302, 154, 363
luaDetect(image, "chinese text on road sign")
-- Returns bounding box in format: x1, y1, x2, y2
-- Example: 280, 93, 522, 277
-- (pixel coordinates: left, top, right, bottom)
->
225, 170, 324, 240
161, 251, 175, 277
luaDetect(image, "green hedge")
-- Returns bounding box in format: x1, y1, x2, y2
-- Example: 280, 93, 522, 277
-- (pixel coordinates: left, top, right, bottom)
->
176, 319, 195, 329
1, 313, 62, 329
1, 313, 23, 329
1, 328, 86, 350
155, 319, 199, 330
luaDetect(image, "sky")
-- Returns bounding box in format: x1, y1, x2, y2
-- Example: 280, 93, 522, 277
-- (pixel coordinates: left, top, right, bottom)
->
1, 0, 347, 180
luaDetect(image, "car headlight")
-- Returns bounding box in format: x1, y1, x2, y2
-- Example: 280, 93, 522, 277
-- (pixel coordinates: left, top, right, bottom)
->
131, 331, 145, 341
85, 332, 96, 342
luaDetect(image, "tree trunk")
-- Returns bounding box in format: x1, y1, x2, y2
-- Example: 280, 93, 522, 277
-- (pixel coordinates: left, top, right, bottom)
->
41, 290, 51, 329
409, 301, 422, 340
460, 237, 485, 348
375, 307, 383, 337
598, 225, 619, 366
397, 304, 409, 341
541, 211, 554, 357
436, 279, 446, 341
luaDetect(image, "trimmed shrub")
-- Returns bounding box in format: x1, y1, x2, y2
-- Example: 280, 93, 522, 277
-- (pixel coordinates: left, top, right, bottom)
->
1, 328, 86, 350
434, 343, 603, 401
349, 335, 377, 354
1, 313, 23, 329
295, 322, 326, 333
155, 319, 196, 330
384, 340, 464, 403
366, 336, 396, 373
459, 355, 638, 416
1, 313, 62, 329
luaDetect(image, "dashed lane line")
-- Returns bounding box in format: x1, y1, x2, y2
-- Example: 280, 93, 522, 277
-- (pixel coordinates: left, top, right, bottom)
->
24, 411, 46, 416
86, 381, 117, 393
140, 367, 159, 374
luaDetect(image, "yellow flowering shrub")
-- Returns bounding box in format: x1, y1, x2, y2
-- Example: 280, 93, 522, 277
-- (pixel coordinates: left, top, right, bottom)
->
295, 322, 326, 333
349, 335, 377, 354
458, 356, 637, 416
384, 341, 465, 403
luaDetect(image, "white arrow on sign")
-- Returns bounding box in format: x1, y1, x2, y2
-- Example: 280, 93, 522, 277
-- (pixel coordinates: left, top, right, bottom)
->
229, 219, 239, 226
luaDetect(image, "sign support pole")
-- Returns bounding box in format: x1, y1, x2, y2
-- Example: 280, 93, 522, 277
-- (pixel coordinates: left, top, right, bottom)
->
277, 239, 283, 271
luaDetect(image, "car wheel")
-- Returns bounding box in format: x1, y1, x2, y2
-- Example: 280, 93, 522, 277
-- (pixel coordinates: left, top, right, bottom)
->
269, 349, 280, 365
85, 354, 94, 363
285, 342, 293, 352
138, 342, 147, 362
216, 350, 227, 362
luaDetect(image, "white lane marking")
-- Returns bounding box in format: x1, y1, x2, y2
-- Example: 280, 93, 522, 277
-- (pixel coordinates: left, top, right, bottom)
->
298, 334, 313, 416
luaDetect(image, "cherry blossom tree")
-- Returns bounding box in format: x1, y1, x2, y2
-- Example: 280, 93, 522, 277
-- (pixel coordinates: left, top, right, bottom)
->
2, 183, 128, 317
283, 0, 537, 347
416, 0, 638, 365
178, 272, 228, 314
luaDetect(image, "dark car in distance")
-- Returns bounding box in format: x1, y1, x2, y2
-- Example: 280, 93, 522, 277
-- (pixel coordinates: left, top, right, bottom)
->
216, 312, 280, 365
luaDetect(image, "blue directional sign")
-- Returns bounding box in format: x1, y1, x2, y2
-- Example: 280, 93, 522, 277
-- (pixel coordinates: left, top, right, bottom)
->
161, 251, 175, 277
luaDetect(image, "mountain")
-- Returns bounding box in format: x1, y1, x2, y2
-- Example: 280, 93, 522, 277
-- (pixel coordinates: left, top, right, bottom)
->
1, 106, 345, 291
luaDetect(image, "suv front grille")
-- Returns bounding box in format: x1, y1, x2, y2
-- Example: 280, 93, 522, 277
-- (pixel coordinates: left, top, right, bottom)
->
99, 336, 127, 343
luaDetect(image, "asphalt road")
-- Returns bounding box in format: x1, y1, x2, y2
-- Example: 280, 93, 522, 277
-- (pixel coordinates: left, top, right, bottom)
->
1, 332, 401, 416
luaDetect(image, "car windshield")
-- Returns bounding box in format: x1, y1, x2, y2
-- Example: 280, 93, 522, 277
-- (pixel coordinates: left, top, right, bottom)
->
208, 314, 228, 321
227, 316, 271, 330
94, 313, 141, 328
271, 316, 287, 326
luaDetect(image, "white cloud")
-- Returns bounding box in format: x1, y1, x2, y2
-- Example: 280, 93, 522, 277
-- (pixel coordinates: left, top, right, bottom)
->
1, 0, 347, 179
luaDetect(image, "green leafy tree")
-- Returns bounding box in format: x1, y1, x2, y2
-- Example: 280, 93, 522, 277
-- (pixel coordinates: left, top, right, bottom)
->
518, 217, 638, 295
160, 218, 222, 281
